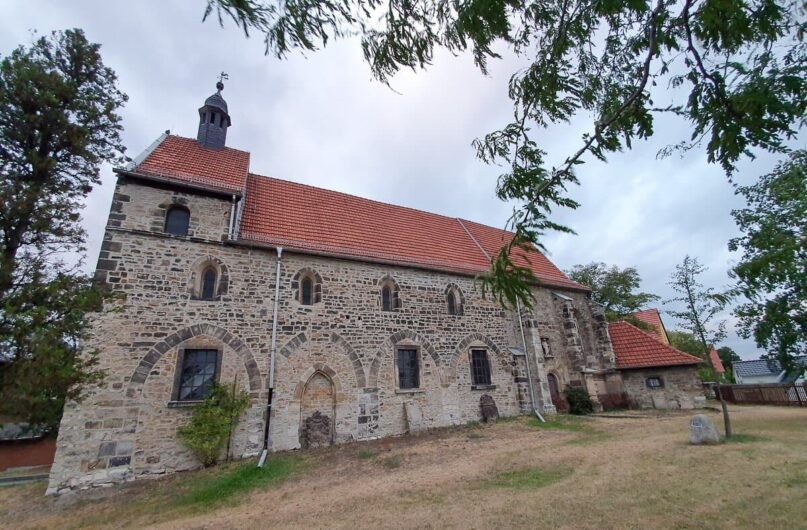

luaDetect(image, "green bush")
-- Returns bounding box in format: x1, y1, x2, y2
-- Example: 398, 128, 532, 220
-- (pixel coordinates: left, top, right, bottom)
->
564, 386, 594, 415
178, 382, 250, 467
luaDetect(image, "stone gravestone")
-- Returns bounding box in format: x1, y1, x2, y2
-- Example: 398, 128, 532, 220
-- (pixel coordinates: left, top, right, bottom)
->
689, 414, 721, 445
300, 411, 332, 449
404, 401, 425, 433
480, 394, 499, 423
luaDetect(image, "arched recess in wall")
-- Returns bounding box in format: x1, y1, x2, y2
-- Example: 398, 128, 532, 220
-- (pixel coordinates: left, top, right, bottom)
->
279, 332, 366, 388
187, 256, 230, 300
125, 323, 260, 398
367, 329, 442, 388
446, 332, 509, 385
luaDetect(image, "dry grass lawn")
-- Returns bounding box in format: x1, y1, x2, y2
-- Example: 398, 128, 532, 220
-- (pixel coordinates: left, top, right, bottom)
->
1, 405, 806, 529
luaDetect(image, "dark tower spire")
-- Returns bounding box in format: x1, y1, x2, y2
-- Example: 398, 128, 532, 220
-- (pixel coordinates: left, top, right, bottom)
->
196, 73, 231, 149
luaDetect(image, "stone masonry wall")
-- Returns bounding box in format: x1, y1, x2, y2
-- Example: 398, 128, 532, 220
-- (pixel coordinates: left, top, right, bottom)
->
48, 177, 607, 493
621, 366, 706, 409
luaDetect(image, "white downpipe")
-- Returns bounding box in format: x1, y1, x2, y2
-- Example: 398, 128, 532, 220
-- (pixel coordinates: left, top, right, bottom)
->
258, 247, 284, 467
228, 195, 237, 239
517, 299, 545, 423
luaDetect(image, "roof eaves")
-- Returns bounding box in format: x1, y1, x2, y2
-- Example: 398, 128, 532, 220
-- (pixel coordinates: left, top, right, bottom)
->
114, 168, 243, 198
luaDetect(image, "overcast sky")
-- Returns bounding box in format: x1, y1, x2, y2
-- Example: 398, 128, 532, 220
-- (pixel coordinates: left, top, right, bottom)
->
2, 1, 796, 359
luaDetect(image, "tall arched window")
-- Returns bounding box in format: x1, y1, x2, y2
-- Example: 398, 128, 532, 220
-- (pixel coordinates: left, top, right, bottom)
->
382, 286, 393, 312
165, 206, 190, 236
300, 276, 313, 305
445, 284, 464, 315
201, 267, 217, 300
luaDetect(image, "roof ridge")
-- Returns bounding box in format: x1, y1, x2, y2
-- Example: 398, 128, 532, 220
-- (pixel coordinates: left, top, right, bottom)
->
456, 218, 492, 262
168, 134, 251, 156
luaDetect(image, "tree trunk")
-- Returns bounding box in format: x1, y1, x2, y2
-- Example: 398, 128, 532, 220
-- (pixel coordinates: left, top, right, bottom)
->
713, 381, 732, 438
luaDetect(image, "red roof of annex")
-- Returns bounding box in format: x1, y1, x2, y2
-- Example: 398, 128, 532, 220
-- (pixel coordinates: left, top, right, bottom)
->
608, 321, 703, 369
125, 135, 586, 291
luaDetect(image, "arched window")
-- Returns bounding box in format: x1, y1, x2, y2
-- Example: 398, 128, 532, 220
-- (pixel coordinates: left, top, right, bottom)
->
445, 284, 464, 315
165, 206, 190, 236
379, 276, 401, 312
201, 267, 217, 300
300, 276, 313, 305
447, 291, 457, 315
382, 286, 392, 312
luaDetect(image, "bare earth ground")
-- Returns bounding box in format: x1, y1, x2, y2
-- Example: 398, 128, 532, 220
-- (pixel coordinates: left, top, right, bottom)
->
1, 405, 806, 529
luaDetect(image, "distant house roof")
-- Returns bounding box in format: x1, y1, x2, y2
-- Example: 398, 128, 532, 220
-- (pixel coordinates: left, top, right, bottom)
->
608, 321, 703, 370
627, 308, 669, 344
708, 348, 726, 374
121, 134, 588, 291
734, 356, 807, 381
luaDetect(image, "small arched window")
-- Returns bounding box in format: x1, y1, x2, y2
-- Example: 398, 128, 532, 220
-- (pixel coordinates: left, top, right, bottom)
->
165, 206, 190, 236
379, 276, 400, 311
445, 285, 464, 316
300, 276, 313, 305
447, 291, 457, 315
201, 267, 217, 300
382, 286, 393, 311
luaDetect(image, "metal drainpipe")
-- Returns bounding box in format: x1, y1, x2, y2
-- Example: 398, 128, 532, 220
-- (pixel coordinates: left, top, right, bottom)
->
228, 195, 237, 239
516, 299, 546, 423
258, 247, 283, 467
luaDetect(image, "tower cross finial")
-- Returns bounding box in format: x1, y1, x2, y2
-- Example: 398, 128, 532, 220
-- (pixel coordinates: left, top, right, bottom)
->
216, 72, 229, 91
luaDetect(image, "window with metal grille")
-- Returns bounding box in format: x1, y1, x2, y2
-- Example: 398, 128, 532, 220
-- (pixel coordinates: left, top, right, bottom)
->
646, 376, 664, 389
201, 267, 217, 300
177, 349, 218, 401
470, 349, 492, 386
397, 348, 419, 389
165, 206, 190, 236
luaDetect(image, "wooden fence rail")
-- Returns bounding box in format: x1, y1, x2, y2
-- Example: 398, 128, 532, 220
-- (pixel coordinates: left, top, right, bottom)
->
720, 383, 807, 406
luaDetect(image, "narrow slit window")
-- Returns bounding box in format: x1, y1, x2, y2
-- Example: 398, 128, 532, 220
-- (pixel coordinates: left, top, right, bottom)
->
447, 291, 456, 315
300, 276, 313, 305
470, 349, 492, 386
177, 349, 218, 401
382, 286, 392, 312
201, 267, 216, 300
397, 349, 419, 389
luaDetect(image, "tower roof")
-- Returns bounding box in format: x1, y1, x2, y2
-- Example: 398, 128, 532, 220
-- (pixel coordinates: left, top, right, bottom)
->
204, 91, 228, 113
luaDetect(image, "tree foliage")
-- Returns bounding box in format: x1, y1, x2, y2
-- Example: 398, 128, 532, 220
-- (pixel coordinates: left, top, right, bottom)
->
178, 382, 251, 467
567, 262, 659, 322
666, 255, 733, 435
729, 150, 806, 376
716, 345, 741, 370
668, 329, 704, 357
205, 0, 807, 308
0, 29, 127, 430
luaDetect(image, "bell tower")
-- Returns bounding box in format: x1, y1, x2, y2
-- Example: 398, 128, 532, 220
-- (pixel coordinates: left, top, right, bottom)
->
196, 74, 231, 149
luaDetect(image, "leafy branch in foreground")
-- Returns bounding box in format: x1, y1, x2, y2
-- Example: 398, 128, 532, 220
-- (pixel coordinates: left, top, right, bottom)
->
205, 0, 806, 307
729, 150, 807, 376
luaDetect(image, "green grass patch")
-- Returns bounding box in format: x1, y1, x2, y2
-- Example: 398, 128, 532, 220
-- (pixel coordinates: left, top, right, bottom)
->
527, 415, 591, 432
725, 433, 768, 444
482, 467, 571, 490
466, 420, 482, 429
173, 455, 303, 508
467, 431, 485, 440
358, 448, 376, 459
784, 471, 807, 488
381, 455, 403, 469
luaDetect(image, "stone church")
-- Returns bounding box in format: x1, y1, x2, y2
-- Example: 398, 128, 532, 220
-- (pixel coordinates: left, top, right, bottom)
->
48, 82, 636, 493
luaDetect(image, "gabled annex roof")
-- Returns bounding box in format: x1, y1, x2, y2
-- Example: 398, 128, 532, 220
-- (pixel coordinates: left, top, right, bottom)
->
609, 321, 703, 370
121, 134, 587, 290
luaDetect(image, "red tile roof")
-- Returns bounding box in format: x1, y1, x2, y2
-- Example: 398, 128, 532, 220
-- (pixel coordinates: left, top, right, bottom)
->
127, 134, 587, 290
709, 348, 726, 373
628, 308, 669, 344
134, 135, 250, 193
240, 174, 587, 289
608, 321, 703, 369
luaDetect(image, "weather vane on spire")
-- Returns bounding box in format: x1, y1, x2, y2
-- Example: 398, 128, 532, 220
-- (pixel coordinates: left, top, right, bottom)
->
216, 71, 229, 91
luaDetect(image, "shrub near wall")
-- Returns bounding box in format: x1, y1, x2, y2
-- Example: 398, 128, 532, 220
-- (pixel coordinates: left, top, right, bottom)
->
564, 387, 594, 415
